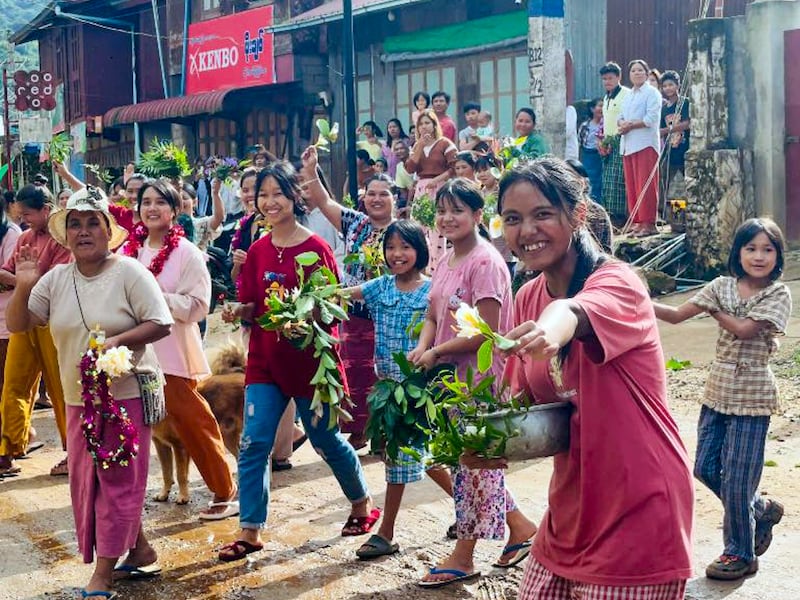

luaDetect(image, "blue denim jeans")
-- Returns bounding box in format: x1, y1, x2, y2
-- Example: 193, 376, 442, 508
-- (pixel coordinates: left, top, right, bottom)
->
238, 383, 369, 529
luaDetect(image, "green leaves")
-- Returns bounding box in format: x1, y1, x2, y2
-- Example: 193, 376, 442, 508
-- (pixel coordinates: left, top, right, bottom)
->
48, 133, 72, 164
410, 194, 436, 228
256, 252, 350, 428
477, 340, 494, 373
137, 139, 191, 179
665, 357, 692, 371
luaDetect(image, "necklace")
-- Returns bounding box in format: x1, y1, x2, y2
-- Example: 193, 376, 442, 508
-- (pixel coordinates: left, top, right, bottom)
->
123, 222, 184, 276
272, 224, 299, 262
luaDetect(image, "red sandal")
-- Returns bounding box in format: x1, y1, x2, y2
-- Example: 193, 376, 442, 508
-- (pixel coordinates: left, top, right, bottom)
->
342, 507, 381, 537
218, 539, 264, 562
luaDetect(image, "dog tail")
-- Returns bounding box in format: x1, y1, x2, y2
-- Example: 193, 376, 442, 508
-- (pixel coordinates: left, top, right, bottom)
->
209, 340, 247, 374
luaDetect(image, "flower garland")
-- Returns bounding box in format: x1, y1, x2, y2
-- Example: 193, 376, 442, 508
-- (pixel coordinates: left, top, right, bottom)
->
123, 222, 184, 277
79, 335, 139, 469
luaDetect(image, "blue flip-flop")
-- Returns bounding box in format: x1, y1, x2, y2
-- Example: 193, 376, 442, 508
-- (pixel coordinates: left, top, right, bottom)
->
493, 540, 532, 568
418, 567, 481, 588
81, 591, 118, 600
112, 563, 162, 580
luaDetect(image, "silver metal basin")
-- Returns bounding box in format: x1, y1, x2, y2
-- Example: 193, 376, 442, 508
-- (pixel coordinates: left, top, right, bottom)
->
482, 402, 572, 461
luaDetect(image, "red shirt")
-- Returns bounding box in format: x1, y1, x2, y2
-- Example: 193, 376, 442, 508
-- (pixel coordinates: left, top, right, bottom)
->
239, 233, 347, 399
504, 262, 694, 586
109, 203, 135, 234
437, 113, 457, 143
2, 228, 72, 274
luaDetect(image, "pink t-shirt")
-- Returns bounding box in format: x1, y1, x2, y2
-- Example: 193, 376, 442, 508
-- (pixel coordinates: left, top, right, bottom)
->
131, 237, 211, 380
429, 240, 511, 381
0, 223, 21, 338
504, 261, 693, 586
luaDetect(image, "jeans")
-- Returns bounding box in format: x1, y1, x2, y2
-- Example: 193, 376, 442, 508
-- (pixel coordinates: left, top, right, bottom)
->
238, 383, 370, 529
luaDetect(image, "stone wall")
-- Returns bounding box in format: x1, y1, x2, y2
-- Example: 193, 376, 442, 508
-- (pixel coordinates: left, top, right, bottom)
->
685, 149, 755, 274
684, 18, 755, 273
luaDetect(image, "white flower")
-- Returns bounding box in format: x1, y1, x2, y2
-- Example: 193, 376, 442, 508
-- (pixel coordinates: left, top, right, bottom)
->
489, 215, 503, 239
96, 346, 134, 379
453, 303, 484, 339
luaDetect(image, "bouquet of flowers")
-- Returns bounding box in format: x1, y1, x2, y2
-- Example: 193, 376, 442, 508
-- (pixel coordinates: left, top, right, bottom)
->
410, 193, 435, 228
137, 139, 192, 179
597, 125, 619, 157
79, 328, 139, 469
206, 157, 250, 183
256, 251, 351, 428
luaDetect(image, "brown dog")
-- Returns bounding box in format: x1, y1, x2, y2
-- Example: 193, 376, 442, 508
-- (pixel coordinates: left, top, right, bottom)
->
151, 342, 245, 504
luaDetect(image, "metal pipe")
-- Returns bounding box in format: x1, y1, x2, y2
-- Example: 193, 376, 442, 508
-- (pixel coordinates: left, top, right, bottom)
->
342, 0, 358, 202
180, 0, 190, 95
151, 0, 169, 98
54, 7, 141, 159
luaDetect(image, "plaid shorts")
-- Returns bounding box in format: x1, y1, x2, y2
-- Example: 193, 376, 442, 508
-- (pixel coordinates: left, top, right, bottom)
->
519, 558, 687, 600
385, 447, 426, 485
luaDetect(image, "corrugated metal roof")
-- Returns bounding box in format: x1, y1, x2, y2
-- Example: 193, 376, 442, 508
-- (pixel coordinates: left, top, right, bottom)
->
269, 0, 431, 33
103, 90, 231, 127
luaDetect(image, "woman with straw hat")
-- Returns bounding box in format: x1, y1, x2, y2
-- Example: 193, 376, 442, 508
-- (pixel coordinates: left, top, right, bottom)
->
6, 186, 174, 600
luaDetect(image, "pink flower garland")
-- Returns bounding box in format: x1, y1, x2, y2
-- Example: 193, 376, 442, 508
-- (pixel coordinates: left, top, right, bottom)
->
79, 348, 139, 469
123, 222, 184, 277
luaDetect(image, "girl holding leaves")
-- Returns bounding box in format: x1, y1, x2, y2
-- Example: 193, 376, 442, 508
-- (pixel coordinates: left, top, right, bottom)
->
219, 162, 377, 562
342, 219, 454, 560
408, 179, 537, 588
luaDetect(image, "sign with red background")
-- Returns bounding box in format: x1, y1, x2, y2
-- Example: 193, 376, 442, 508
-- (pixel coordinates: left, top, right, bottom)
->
186, 6, 274, 95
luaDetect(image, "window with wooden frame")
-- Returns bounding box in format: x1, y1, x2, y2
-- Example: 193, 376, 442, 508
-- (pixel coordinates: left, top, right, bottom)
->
395, 67, 457, 131
479, 54, 529, 138
197, 118, 238, 158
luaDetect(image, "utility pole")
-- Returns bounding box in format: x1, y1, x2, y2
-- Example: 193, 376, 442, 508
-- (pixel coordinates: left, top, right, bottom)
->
2, 66, 11, 189
342, 0, 358, 202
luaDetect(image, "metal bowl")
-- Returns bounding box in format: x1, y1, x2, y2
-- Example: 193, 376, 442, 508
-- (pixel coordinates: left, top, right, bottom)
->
482, 402, 572, 461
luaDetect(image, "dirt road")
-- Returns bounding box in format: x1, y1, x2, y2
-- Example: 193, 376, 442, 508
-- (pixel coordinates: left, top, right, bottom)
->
2, 281, 799, 600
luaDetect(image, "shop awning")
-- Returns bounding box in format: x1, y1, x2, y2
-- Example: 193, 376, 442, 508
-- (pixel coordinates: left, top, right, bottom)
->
269, 0, 431, 33
381, 10, 527, 62
104, 90, 231, 127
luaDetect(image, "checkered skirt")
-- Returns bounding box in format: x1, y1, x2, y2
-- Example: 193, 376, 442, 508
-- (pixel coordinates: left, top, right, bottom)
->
601, 147, 627, 219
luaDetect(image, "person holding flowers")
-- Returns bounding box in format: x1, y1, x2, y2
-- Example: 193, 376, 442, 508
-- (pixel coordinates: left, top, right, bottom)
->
408, 178, 537, 588
301, 146, 395, 451
6, 186, 173, 600
123, 178, 239, 520
498, 158, 693, 598
218, 161, 377, 562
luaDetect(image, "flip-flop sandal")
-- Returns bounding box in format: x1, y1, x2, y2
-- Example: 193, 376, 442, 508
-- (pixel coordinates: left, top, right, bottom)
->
199, 500, 240, 521
492, 540, 532, 568
0, 466, 21, 478
218, 539, 263, 562
15, 442, 45, 459
271, 458, 293, 471
356, 534, 399, 560
112, 564, 162, 580
342, 507, 382, 536
292, 434, 308, 452
81, 591, 118, 600
418, 568, 481, 588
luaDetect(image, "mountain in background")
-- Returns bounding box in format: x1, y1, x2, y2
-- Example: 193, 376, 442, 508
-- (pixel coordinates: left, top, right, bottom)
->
1, 0, 43, 69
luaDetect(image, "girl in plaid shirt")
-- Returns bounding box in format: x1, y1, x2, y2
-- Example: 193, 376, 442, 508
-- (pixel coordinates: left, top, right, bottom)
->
654, 217, 791, 581
343, 220, 454, 560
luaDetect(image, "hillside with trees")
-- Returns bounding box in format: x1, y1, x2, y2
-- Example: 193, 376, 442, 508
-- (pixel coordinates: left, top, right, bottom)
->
1, 0, 42, 68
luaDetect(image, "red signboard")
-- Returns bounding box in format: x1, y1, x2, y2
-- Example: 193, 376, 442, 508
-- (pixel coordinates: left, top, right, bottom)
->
186, 6, 275, 95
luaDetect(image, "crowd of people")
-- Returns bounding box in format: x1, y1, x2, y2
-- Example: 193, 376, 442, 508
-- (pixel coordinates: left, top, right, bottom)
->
0, 66, 788, 600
